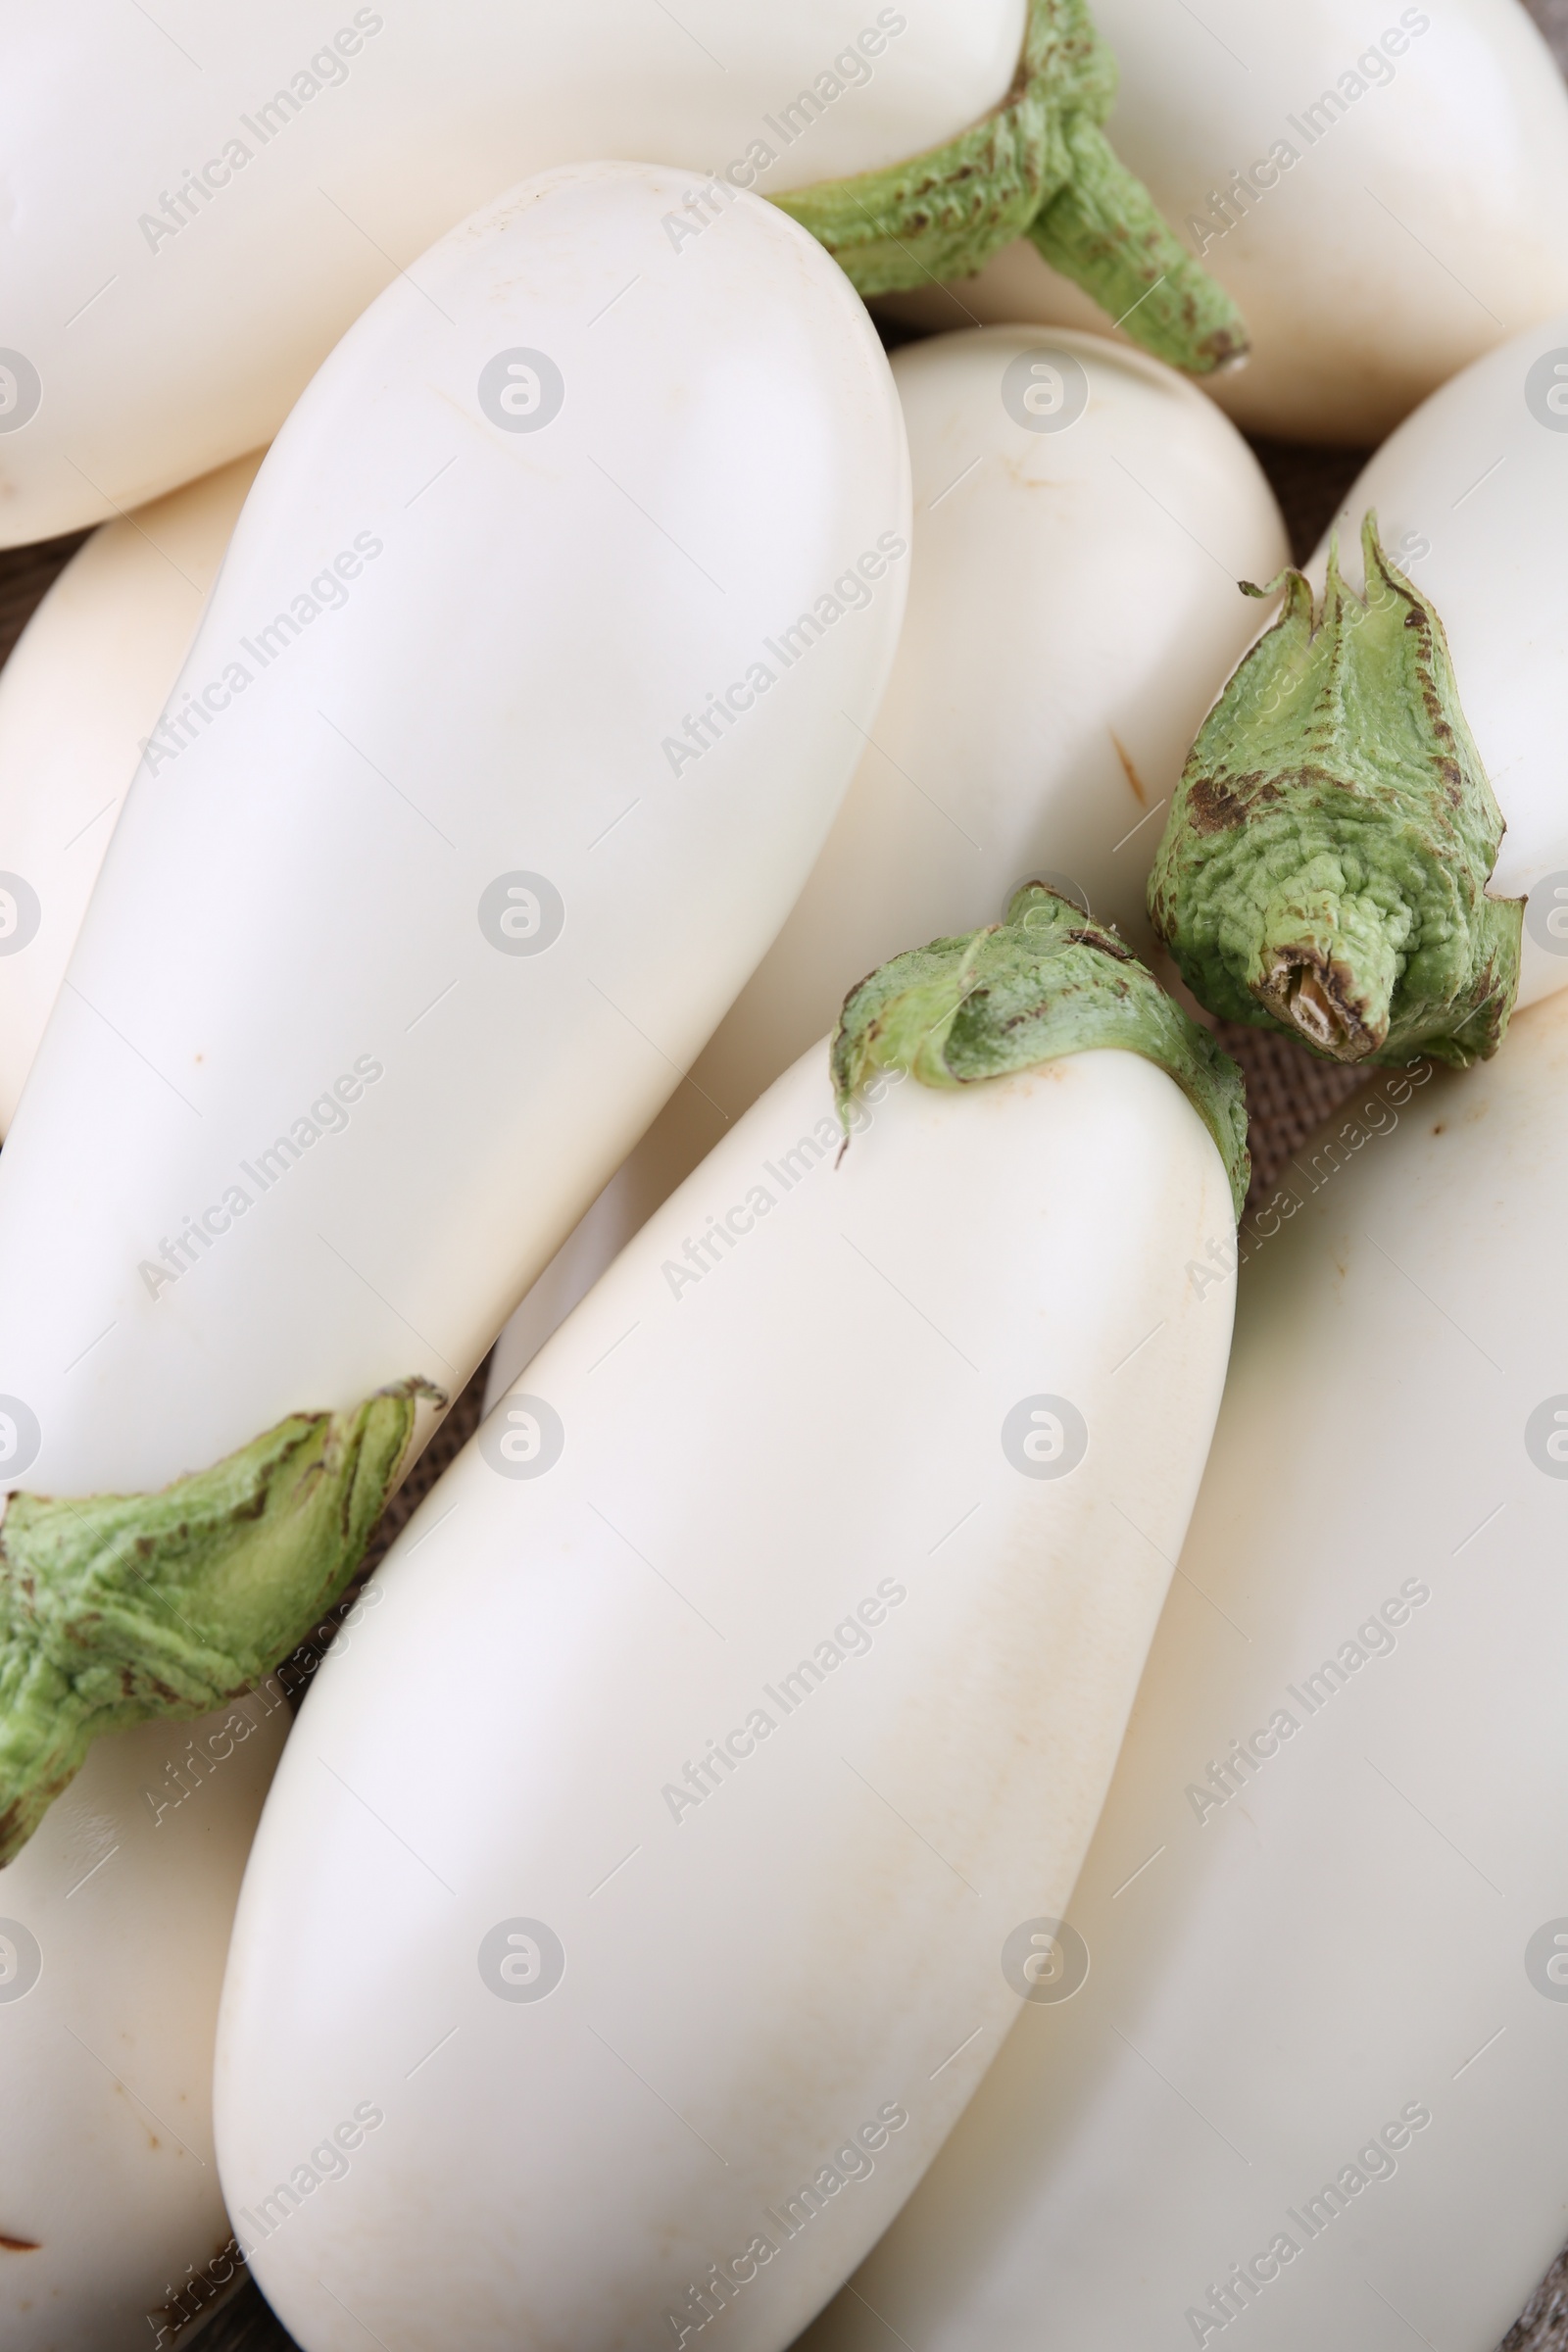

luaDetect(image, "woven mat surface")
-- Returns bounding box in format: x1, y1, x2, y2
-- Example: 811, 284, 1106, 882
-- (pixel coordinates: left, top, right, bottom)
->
1, 8, 1563, 2334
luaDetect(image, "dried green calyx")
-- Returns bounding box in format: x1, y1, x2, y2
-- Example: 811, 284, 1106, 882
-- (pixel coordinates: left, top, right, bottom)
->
0, 1379, 440, 1863
1148, 512, 1522, 1070
772, 0, 1247, 376
833, 881, 1250, 1216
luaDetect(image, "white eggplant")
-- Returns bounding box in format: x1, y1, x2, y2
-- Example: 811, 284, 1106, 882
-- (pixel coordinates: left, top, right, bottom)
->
881, 0, 1568, 444
0, 158, 906, 1521
0, 452, 263, 1136
214, 895, 1243, 2352
806, 981, 1568, 2352
0, 0, 1020, 542
0, 1690, 289, 2352
486, 324, 1286, 1397
1147, 305, 1568, 1073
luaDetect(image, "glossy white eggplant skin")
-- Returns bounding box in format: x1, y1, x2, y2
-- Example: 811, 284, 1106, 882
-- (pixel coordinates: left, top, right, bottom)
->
485, 325, 1285, 1398
880, 0, 1568, 445
0, 1692, 289, 2352
0, 161, 908, 1501
215, 1039, 1235, 2352
0, 453, 263, 1138
805, 984, 1568, 2352
1298, 307, 1568, 1012
0, 0, 1022, 544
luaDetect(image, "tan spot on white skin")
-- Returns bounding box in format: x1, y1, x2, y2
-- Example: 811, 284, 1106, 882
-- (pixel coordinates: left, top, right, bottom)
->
1109, 730, 1148, 805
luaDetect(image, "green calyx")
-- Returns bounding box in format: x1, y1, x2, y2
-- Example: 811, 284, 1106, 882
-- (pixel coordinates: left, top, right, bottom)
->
772, 0, 1248, 375
832, 881, 1250, 1217
0, 1379, 440, 1864
1148, 512, 1522, 1071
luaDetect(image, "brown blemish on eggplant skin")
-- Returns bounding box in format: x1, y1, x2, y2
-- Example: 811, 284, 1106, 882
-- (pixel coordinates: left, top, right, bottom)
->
1109, 730, 1148, 806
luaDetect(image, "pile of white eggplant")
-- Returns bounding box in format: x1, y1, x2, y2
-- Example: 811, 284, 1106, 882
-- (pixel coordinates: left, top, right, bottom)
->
0, 290, 1280, 2346
3, 2, 1568, 2348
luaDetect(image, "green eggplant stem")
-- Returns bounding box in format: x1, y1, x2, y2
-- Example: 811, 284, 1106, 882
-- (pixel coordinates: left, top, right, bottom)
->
1147, 511, 1522, 1070
773, 0, 1248, 375
832, 880, 1250, 1217
0, 1378, 441, 1865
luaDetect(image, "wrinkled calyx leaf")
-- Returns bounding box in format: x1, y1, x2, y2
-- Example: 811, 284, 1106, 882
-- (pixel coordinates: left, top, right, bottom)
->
0, 1378, 441, 1864
773, 0, 1247, 375
833, 881, 1250, 1216
1148, 512, 1522, 1070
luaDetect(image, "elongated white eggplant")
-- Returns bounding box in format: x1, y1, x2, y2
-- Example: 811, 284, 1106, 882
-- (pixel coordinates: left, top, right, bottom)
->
486, 324, 1286, 1397
880, 0, 1568, 444
0, 0, 1244, 545
214, 893, 1244, 2352
1151, 307, 1568, 1070
805, 980, 1568, 2352
0, 160, 908, 1848
0, 452, 263, 1136
0, 1689, 289, 2352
